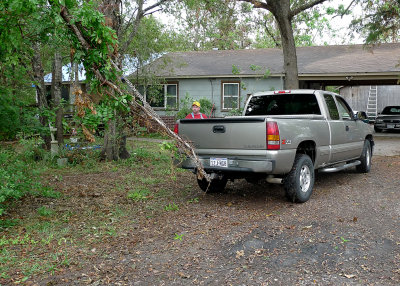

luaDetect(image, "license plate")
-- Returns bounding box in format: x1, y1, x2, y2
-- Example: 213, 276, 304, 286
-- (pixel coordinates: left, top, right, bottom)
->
387, 124, 395, 128
210, 158, 228, 168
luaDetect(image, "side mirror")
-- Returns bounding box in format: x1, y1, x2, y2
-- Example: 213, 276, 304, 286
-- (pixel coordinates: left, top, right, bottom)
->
356, 111, 369, 123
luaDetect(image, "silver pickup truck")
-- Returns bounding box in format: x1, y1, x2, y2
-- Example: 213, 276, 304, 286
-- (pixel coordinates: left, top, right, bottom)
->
176, 90, 374, 203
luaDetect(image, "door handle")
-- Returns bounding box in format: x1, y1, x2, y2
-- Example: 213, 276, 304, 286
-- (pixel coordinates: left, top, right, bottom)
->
213, 125, 225, 133
345, 125, 349, 131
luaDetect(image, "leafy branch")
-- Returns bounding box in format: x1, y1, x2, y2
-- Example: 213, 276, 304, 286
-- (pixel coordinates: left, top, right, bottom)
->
48, 1, 210, 182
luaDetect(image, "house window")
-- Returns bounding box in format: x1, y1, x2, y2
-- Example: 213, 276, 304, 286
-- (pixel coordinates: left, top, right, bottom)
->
222, 82, 240, 110
146, 82, 178, 109
45, 84, 70, 105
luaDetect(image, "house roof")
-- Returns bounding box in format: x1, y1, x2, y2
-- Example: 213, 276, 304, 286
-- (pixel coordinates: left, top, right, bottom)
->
143, 43, 400, 80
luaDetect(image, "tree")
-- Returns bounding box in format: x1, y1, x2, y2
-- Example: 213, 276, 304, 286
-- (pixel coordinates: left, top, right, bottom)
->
349, 0, 400, 43
95, 0, 172, 161
45, 0, 210, 179
31, 44, 51, 148
237, 0, 329, 89
51, 51, 64, 145
167, 0, 256, 50
0, 0, 54, 141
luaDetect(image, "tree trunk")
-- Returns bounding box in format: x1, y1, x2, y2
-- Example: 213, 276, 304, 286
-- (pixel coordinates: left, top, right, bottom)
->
52, 51, 64, 145
100, 118, 119, 161
268, 0, 299, 89
31, 43, 51, 149
99, 0, 130, 161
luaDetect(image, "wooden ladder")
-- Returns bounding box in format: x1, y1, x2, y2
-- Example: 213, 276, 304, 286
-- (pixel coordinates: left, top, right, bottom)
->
366, 85, 378, 121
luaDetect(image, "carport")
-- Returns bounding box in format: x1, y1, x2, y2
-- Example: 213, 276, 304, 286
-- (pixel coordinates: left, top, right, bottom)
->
296, 43, 400, 117
298, 43, 400, 88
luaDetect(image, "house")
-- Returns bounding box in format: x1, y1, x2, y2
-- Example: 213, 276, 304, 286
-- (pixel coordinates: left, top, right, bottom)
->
135, 43, 400, 118
44, 43, 400, 120
43, 63, 86, 114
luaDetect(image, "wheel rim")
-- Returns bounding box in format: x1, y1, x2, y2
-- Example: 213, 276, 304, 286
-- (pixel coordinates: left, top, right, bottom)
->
366, 145, 371, 167
299, 165, 311, 193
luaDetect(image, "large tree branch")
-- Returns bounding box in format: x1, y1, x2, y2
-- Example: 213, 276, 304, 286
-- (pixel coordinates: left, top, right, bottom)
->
290, 0, 328, 19
52, 2, 211, 183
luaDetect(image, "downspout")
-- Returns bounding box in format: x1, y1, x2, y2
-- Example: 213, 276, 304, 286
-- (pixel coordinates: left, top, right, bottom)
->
280, 75, 284, 89
209, 78, 214, 103
209, 78, 215, 117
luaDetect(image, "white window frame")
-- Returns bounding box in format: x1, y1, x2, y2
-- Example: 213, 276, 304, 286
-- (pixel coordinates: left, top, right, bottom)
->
145, 82, 178, 110
164, 83, 178, 110
222, 82, 240, 110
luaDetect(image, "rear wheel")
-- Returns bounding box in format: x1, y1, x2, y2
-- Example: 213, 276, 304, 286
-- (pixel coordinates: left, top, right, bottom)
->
356, 140, 371, 173
197, 176, 228, 193
284, 154, 315, 203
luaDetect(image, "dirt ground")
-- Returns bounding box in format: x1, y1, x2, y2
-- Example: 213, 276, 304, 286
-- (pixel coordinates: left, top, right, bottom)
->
4, 138, 400, 285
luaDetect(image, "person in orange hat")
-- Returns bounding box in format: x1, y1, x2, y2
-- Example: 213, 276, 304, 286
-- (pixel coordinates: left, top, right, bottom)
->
185, 101, 208, 119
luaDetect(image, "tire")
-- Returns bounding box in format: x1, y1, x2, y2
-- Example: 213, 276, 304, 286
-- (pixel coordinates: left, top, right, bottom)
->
197, 176, 228, 193
374, 126, 382, 133
356, 140, 371, 173
284, 154, 315, 203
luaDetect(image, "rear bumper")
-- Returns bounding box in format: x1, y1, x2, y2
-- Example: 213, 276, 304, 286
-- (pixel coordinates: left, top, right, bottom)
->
374, 122, 400, 130
178, 157, 275, 173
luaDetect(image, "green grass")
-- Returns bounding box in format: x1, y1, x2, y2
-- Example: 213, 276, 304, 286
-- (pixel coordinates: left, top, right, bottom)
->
37, 206, 54, 217
164, 202, 179, 211
0, 139, 194, 283
127, 188, 151, 202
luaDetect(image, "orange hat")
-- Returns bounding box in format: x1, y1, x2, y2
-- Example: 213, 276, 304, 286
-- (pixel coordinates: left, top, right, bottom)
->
192, 101, 201, 107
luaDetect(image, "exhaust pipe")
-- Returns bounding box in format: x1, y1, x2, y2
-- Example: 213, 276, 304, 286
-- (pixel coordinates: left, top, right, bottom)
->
266, 175, 283, 184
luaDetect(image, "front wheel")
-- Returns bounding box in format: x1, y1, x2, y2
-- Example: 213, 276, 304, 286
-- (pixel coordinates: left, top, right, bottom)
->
356, 140, 372, 173
374, 126, 382, 133
197, 176, 227, 193
284, 154, 315, 203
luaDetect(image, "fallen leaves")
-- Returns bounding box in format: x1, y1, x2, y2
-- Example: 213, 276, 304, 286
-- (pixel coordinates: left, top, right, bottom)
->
236, 250, 244, 259
177, 271, 191, 279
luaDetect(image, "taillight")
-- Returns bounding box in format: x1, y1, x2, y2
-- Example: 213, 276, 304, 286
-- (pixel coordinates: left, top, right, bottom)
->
174, 123, 179, 134
267, 121, 280, 150
274, 90, 291, 94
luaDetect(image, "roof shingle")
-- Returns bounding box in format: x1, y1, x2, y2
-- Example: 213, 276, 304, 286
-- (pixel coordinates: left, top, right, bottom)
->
145, 43, 400, 78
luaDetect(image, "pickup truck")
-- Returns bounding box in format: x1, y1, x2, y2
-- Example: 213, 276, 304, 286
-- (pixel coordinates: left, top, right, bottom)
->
175, 90, 374, 203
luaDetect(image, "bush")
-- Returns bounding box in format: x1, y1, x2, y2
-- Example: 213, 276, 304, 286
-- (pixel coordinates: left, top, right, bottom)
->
0, 144, 50, 216
0, 92, 45, 140
0, 94, 20, 140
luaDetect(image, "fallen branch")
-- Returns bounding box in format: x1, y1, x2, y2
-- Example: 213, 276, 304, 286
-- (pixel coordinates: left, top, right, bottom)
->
55, 3, 210, 182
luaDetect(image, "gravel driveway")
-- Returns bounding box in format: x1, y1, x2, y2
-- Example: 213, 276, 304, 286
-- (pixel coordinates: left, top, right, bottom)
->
34, 135, 399, 286
373, 134, 400, 156
80, 135, 399, 286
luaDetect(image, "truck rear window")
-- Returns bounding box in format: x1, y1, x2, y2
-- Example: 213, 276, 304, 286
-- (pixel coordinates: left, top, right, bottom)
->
245, 93, 321, 116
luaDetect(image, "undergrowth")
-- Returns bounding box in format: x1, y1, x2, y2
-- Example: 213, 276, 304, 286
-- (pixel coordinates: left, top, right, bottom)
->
0, 147, 49, 216
0, 138, 192, 284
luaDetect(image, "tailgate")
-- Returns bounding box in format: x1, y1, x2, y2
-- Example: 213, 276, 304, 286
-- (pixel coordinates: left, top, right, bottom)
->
178, 117, 267, 150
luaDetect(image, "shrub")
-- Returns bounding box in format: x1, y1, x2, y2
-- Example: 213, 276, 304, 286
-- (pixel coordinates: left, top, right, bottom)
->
0, 92, 46, 141
0, 148, 50, 216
